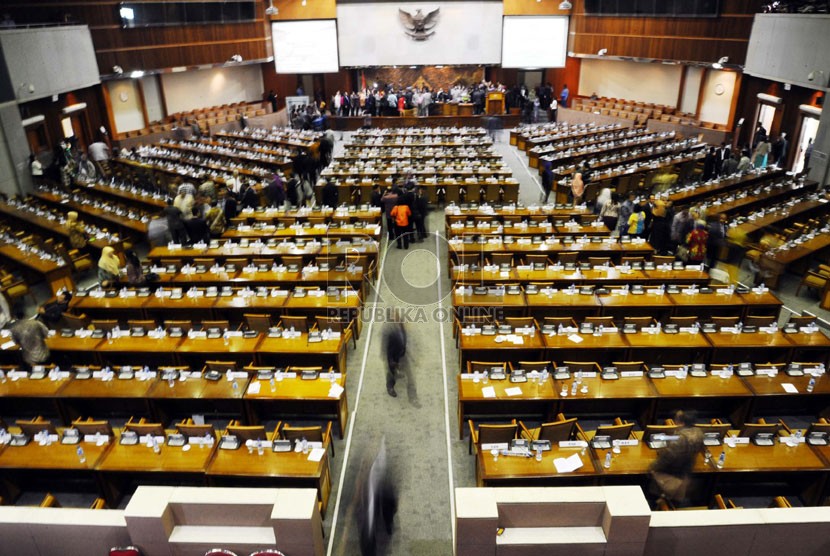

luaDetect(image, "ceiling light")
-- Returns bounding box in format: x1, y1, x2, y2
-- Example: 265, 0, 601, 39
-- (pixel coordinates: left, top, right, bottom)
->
129, 70, 144, 78
559, 1, 573, 9
265, 0, 278, 16
301, 0, 307, 6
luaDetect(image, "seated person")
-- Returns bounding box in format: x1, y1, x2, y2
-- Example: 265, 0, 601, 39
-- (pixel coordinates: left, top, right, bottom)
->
97, 246, 122, 287
37, 290, 73, 327
124, 250, 146, 286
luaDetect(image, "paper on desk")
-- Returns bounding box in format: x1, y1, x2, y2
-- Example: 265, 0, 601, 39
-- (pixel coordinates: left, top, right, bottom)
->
568, 334, 584, 344
481, 386, 496, 398
328, 383, 344, 398
781, 383, 798, 393
1, 341, 16, 350
553, 453, 584, 473
505, 387, 523, 397
307, 447, 326, 462
247, 381, 261, 394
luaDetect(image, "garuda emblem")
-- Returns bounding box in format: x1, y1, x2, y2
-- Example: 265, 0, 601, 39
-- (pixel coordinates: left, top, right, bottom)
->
399, 8, 440, 41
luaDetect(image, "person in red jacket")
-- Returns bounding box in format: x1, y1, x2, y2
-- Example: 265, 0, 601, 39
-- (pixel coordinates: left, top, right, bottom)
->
390, 199, 412, 249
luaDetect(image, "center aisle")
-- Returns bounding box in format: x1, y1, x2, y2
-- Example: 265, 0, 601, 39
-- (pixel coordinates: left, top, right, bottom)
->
328, 206, 456, 554
326, 128, 536, 554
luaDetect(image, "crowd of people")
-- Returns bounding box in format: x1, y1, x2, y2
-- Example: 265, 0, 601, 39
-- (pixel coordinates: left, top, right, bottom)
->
374, 177, 429, 250
287, 80, 571, 123
594, 190, 728, 267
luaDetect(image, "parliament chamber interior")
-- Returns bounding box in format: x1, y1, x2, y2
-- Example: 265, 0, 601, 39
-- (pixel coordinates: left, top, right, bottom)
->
1, 1, 830, 555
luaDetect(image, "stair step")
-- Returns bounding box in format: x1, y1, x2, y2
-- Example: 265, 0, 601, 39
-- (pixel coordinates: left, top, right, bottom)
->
496, 525, 606, 545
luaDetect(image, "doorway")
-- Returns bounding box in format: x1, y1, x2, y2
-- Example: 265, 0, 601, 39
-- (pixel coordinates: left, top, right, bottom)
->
752, 103, 777, 146
518, 70, 542, 92
793, 110, 821, 174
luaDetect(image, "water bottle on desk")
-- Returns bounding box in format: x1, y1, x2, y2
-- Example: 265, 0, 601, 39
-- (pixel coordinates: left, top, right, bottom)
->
603, 452, 612, 469
716, 451, 726, 469
76, 446, 86, 464
807, 377, 816, 393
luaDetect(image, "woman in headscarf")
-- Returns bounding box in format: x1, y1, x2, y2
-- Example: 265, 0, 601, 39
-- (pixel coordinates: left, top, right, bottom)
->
174, 182, 195, 220
66, 211, 90, 255
97, 246, 122, 287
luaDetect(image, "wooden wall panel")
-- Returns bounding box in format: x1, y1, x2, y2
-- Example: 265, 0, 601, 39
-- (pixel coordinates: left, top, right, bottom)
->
4, 1, 272, 73
503, 0, 571, 16
270, 0, 336, 20
568, 0, 764, 65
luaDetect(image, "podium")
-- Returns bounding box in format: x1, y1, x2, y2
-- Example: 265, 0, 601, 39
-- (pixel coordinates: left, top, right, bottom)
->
486, 92, 505, 115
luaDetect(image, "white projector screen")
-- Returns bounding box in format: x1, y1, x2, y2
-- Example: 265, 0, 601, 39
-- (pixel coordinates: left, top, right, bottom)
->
272, 20, 339, 74
337, 2, 503, 67
501, 16, 569, 69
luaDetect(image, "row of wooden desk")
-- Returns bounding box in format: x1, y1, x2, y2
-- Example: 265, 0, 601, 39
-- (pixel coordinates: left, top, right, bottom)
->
457, 327, 830, 369
0, 330, 349, 373
0, 367, 348, 438
448, 238, 654, 266
0, 424, 332, 513
458, 365, 830, 440
68, 286, 361, 324
474, 428, 830, 506
453, 285, 780, 319
451, 264, 706, 287
147, 240, 378, 266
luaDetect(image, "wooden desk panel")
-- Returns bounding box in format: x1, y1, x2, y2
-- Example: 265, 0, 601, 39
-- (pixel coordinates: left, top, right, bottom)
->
459, 332, 546, 369
206, 445, 331, 514
457, 374, 556, 438
0, 436, 112, 471
542, 331, 630, 366
98, 433, 215, 474
705, 331, 794, 364
624, 331, 712, 364
475, 445, 598, 487
255, 333, 347, 373
244, 374, 348, 437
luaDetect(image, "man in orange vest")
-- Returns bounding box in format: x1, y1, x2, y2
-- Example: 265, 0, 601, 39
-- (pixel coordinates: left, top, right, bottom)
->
390, 199, 412, 249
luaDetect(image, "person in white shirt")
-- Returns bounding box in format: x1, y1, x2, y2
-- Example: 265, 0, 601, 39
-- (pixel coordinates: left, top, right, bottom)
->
549, 98, 558, 123
29, 154, 43, 186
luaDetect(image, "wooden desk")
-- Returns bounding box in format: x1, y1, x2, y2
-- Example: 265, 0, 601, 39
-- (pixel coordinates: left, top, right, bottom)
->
740, 372, 830, 417
597, 290, 675, 321
761, 232, 830, 289
542, 330, 630, 366
0, 433, 112, 472
784, 329, 830, 364
705, 330, 797, 364
255, 333, 348, 374
452, 289, 527, 319
206, 443, 331, 514
475, 444, 597, 487
146, 372, 247, 424
525, 289, 603, 319
458, 331, 546, 370
0, 243, 70, 289
649, 373, 754, 425
624, 330, 712, 365
457, 374, 556, 439
176, 334, 263, 367
553, 374, 657, 424
244, 374, 349, 437
97, 429, 215, 505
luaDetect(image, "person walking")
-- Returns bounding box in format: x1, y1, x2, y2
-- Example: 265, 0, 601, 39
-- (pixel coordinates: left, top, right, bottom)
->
648, 410, 704, 508
382, 313, 407, 398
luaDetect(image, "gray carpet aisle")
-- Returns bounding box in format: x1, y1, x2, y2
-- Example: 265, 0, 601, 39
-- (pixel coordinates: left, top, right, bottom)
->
326, 218, 456, 554
322, 130, 560, 555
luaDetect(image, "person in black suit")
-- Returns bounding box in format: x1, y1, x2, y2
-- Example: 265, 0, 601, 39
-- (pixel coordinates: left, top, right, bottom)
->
412, 187, 428, 242
716, 143, 731, 175
703, 147, 718, 180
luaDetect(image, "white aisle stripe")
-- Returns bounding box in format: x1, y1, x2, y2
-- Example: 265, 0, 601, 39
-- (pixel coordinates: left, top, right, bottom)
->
325, 236, 389, 556
436, 231, 457, 553
510, 144, 545, 195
